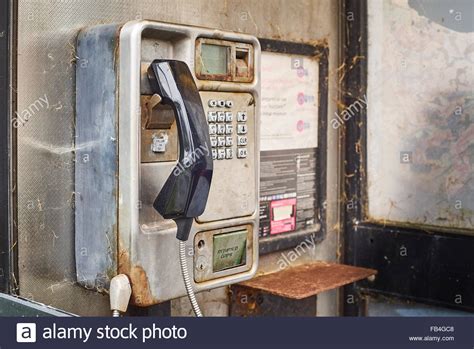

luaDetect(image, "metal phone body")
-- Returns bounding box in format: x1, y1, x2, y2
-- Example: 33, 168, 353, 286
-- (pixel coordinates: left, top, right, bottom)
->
75, 20, 260, 305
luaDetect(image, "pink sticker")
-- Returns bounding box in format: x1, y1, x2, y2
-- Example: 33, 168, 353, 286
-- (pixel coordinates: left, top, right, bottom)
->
270, 198, 297, 235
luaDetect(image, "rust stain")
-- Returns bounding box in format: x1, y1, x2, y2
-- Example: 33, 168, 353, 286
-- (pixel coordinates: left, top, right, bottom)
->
308, 38, 329, 49
195, 38, 254, 83
238, 262, 377, 300
118, 241, 159, 307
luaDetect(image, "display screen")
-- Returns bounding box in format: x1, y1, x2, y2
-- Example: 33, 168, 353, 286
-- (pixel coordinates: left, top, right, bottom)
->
201, 44, 228, 75
213, 230, 247, 272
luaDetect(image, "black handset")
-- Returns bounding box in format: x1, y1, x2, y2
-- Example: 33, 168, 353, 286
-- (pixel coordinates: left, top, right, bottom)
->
147, 60, 213, 241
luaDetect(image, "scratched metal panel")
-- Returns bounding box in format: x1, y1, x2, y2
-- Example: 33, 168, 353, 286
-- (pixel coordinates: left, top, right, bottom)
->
366, 0, 474, 232
16, 2, 126, 315
75, 25, 119, 290
16, 0, 338, 315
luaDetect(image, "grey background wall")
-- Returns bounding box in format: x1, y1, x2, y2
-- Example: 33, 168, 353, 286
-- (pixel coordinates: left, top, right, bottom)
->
15, 0, 340, 316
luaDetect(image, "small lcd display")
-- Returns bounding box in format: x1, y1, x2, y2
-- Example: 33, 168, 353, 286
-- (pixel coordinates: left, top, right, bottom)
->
213, 230, 247, 272
201, 44, 228, 75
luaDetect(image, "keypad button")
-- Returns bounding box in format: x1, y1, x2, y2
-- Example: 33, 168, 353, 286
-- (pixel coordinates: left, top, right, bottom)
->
207, 111, 217, 122
210, 136, 217, 147
217, 124, 226, 135
237, 147, 247, 159
217, 100, 225, 108
208, 100, 217, 107
209, 124, 217, 135
225, 124, 233, 134
217, 111, 225, 122
225, 136, 233, 146
225, 148, 233, 159
225, 100, 233, 108
217, 148, 225, 160
217, 136, 225, 147
237, 135, 247, 146
237, 124, 248, 134
211, 149, 217, 160
237, 111, 247, 122
225, 111, 233, 122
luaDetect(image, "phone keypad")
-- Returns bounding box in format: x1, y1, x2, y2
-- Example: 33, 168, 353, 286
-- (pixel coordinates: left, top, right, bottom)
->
209, 124, 217, 135
217, 136, 225, 147
237, 135, 247, 146
217, 148, 226, 160
237, 111, 247, 122
217, 124, 226, 135
207, 111, 217, 122
206, 99, 248, 160
237, 124, 247, 135
210, 136, 218, 147
237, 147, 248, 159
217, 111, 225, 122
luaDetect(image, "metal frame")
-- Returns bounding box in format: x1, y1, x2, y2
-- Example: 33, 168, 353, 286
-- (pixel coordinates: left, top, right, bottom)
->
195, 38, 254, 83
341, 0, 474, 315
0, 293, 74, 316
257, 38, 328, 255
120, 21, 260, 302
0, 0, 15, 294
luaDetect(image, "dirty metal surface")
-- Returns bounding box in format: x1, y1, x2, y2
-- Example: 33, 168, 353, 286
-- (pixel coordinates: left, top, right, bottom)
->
15, 0, 338, 316
230, 285, 316, 316
195, 38, 254, 82
193, 224, 253, 283
140, 95, 179, 163
237, 262, 377, 299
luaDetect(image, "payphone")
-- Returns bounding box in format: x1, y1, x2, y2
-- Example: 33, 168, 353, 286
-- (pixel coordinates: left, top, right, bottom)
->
74, 21, 260, 313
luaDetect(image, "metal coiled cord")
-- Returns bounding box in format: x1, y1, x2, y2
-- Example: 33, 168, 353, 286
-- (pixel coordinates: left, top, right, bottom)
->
179, 240, 203, 317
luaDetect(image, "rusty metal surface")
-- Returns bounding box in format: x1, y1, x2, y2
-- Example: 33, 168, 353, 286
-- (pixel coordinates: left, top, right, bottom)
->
195, 38, 254, 83
140, 96, 179, 163
238, 262, 377, 299
230, 284, 316, 316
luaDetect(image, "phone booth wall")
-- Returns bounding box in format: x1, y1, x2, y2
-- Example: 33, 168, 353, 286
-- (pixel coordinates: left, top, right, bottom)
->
12, 0, 340, 316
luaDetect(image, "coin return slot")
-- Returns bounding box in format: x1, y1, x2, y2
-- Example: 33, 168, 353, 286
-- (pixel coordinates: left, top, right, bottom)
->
145, 97, 175, 130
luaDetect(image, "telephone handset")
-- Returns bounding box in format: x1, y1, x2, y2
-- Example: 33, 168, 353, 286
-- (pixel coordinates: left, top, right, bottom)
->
147, 60, 213, 241
147, 60, 214, 316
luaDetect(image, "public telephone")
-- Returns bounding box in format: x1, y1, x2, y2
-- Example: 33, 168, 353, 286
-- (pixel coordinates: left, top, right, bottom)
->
74, 21, 260, 311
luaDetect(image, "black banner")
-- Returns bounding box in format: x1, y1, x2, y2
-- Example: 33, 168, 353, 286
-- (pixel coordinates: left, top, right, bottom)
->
2, 317, 473, 349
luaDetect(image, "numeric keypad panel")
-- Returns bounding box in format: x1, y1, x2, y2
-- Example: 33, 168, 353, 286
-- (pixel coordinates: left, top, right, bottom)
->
206, 98, 249, 161
198, 91, 256, 224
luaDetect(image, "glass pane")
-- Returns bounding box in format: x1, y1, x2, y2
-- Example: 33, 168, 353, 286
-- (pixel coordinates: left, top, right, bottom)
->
366, 0, 474, 230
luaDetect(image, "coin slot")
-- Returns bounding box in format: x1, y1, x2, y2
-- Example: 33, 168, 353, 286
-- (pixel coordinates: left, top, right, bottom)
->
235, 48, 250, 78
